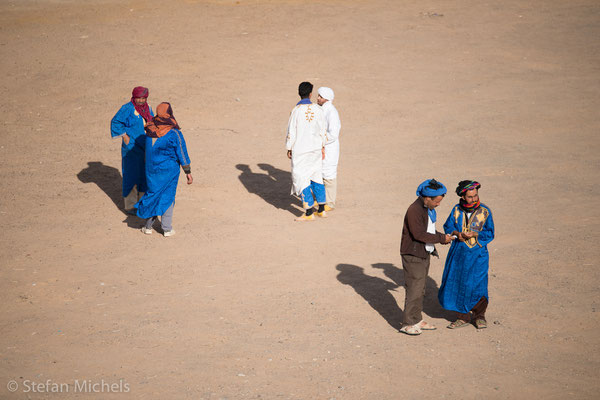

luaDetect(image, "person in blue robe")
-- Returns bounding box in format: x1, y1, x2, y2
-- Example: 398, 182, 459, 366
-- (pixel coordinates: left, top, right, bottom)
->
110, 86, 154, 213
438, 180, 495, 329
136, 102, 192, 237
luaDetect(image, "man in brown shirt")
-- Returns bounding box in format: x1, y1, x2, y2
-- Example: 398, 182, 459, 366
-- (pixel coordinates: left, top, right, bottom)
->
400, 179, 453, 336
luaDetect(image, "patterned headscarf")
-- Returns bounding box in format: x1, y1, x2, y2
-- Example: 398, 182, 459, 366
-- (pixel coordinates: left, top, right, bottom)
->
145, 102, 180, 138
131, 86, 152, 122
456, 180, 481, 212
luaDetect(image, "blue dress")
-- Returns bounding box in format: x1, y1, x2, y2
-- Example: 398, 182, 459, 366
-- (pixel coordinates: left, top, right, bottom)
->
135, 129, 191, 218
110, 102, 153, 196
438, 204, 495, 313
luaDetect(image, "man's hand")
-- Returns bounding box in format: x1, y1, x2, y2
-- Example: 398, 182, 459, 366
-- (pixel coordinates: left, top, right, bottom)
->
462, 231, 477, 239
186, 173, 193, 185
322, 147, 325, 160
287, 150, 292, 159
123, 134, 130, 145
441, 234, 453, 244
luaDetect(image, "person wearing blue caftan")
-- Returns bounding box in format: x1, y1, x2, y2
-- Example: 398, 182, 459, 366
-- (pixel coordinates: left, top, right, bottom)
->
136, 102, 193, 237
110, 86, 154, 213
438, 180, 495, 330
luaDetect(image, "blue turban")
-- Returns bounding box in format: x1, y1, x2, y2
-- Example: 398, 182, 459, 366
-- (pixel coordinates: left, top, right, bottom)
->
416, 179, 447, 197
416, 179, 447, 222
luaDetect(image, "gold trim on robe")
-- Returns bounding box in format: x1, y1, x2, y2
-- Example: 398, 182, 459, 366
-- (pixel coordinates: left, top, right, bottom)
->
458, 206, 490, 249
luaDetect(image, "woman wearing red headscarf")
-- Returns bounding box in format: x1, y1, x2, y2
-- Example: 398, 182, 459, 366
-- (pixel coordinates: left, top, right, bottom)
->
110, 86, 154, 213
135, 102, 192, 237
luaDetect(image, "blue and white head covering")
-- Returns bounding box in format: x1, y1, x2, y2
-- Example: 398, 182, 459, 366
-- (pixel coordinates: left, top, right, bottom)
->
416, 179, 447, 222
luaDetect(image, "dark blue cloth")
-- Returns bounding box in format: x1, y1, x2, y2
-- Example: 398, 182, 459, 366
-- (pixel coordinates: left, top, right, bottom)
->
135, 129, 191, 219
296, 98, 312, 105
110, 102, 153, 196
438, 204, 495, 313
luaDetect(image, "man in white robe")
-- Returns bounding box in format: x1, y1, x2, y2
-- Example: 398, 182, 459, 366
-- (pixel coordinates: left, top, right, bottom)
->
317, 87, 341, 211
286, 81, 328, 221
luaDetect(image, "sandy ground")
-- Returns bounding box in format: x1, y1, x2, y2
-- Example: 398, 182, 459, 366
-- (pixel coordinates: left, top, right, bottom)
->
1, 0, 599, 398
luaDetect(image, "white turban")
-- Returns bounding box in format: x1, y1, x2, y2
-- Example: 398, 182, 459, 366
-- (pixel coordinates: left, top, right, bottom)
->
318, 87, 334, 101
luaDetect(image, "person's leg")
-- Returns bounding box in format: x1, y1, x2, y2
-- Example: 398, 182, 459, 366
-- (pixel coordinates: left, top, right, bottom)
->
142, 216, 156, 234
161, 202, 175, 233
123, 184, 139, 212
311, 181, 327, 215
401, 254, 430, 326
323, 178, 337, 209
297, 186, 315, 221
145, 216, 156, 229
471, 297, 488, 328
300, 185, 315, 215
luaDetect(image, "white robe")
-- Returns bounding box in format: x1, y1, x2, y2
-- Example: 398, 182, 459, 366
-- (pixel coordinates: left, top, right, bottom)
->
286, 103, 327, 195
321, 101, 341, 180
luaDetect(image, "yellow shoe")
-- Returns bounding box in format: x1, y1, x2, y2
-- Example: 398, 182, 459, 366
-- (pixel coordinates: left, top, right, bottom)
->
324, 205, 333, 212
295, 214, 315, 222
316, 211, 327, 218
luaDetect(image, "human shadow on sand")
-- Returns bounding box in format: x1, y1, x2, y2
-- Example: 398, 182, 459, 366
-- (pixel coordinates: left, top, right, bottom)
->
236, 163, 303, 216
336, 263, 453, 331
77, 161, 142, 227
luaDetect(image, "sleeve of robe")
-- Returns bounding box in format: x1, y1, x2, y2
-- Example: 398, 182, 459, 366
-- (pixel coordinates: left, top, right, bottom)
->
477, 207, 495, 246
443, 206, 459, 235
324, 106, 341, 145
173, 130, 191, 167
286, 107, 298, 150
316, 107, 327, 147
110, 104, 130, 138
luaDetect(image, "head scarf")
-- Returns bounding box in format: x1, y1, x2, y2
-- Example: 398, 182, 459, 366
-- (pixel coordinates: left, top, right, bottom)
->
416, 179, 447, 222
318, 87, 334, 101
456, 180, 481, 212
130, 86, 152, 122
145, 102, 180, 138
416, 179, 447, 198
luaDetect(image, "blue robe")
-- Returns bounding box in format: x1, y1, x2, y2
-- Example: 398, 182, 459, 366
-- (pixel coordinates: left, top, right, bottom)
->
438, 204, 495, 313
135, 129, 191, 219
110, 102, 153, 196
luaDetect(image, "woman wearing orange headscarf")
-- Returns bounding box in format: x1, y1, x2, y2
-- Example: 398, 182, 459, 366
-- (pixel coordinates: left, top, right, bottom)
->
135, 102, 192, 237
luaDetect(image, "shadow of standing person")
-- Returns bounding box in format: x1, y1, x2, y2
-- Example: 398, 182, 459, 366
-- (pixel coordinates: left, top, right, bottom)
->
236, 163, 303, 216
77, 161, 141, 227
335, 264, 403, 331
372, 262, 453, 321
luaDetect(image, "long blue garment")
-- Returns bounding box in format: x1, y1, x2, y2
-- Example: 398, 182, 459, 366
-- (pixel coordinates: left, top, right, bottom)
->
110, 102, 153, 196
135, 129, 191, 219
438, 204, 495, 313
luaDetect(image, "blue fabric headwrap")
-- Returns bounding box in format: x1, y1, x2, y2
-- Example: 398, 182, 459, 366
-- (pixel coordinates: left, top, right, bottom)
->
416, 179, 447, 222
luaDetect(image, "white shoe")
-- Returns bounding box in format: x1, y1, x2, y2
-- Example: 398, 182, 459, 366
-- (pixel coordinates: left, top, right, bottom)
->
141, 227, 153, 235
163, 230, 176, 237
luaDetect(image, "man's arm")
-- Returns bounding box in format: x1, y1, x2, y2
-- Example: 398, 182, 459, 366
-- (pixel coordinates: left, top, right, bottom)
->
405, 205, 447, 244
324, 108, 341, 145
285, 107, 297, 151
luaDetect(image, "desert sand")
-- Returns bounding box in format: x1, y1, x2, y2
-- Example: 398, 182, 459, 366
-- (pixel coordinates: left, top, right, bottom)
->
1, 0, 599, 399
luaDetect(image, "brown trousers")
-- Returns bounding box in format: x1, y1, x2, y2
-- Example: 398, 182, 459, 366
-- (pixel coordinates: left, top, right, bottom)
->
401, 253, 431, 326
456, 296, 488, 322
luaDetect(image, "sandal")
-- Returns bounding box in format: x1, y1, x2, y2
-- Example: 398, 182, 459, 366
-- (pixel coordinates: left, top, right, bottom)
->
400, 324, 422, 336
447, 319, 470, 329
418, 320, 437, 330
474, 319, 487, 329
